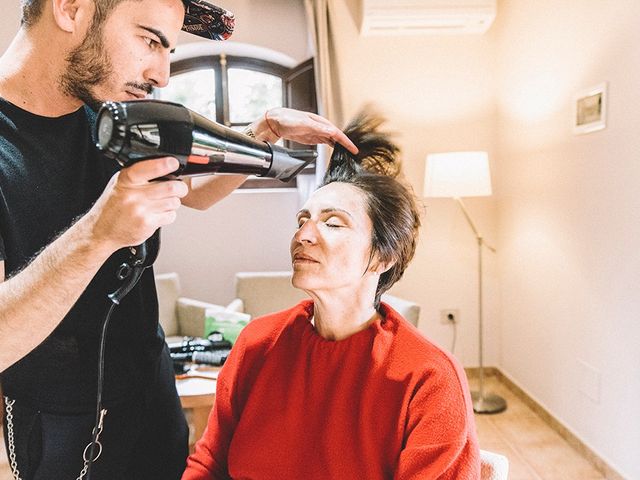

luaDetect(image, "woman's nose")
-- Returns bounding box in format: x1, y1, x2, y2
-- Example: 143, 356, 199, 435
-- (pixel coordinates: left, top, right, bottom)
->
294, 220, 318, 244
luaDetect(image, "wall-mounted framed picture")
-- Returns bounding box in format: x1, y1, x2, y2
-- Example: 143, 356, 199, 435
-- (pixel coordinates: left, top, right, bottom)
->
573, 82, 608, 135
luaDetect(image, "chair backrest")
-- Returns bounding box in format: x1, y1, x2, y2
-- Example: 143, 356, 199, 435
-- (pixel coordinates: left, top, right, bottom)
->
155, 272, 181, 336
480, 449, 509, 480
234, 271, 420, 326
235, 271, 307, 318
380, 293, 420, 327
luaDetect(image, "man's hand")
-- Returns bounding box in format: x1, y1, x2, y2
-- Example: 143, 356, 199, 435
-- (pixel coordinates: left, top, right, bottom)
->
254, 108, 359, 155
87, 157, 188, 250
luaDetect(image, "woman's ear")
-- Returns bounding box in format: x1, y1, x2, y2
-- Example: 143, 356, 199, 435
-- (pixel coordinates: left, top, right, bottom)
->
370, 256, 396, 275
51, 0, 93, 34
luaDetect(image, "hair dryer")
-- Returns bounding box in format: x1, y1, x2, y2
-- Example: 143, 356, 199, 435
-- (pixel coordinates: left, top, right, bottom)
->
95, 99, 317, 182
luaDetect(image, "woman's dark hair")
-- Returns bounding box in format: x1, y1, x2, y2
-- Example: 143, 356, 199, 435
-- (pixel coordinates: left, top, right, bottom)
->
322, 107, 421, 307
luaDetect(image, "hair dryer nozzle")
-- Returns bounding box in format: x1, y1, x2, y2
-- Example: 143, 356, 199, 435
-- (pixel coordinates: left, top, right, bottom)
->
265, 144, 317, 182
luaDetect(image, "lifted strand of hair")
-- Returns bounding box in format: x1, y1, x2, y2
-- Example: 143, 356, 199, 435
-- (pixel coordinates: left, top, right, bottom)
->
324, 106, 401, 184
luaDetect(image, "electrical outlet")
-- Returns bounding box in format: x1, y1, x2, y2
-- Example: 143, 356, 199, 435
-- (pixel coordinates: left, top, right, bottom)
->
440, 309, 459, 324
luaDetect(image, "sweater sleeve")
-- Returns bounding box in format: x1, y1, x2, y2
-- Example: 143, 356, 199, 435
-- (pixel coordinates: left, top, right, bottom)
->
181, 333, 247, 480
395, 363, 480, 480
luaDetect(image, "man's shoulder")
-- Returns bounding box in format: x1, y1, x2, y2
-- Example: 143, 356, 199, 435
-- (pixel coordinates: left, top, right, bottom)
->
0, 101, 22, 166
0, 98, 18, 133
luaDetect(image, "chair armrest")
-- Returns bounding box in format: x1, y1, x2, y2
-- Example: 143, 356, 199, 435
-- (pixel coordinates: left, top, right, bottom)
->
480, 449, 509, 480
225, 298, 245, 313
176, 297, 226, 338
381, 293, 421, 327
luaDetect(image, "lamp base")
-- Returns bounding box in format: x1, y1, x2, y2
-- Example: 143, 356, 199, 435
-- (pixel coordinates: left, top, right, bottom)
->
471, 391, 507, 414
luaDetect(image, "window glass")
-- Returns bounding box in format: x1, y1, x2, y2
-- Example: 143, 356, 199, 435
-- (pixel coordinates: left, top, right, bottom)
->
157, 69, 216, 121
228, 68, 282, 124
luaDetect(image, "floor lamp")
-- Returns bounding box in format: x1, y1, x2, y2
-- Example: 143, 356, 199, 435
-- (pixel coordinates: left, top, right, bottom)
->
424, 151, 507, 414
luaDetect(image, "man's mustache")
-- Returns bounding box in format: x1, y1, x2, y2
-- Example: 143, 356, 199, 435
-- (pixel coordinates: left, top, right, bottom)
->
125, 82, 154, 95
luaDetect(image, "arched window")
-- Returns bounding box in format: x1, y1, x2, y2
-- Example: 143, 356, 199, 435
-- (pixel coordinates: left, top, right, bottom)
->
157, 44, 316, 189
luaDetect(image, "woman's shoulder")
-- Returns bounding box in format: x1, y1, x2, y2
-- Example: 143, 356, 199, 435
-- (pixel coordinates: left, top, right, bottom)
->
380, 302, 468, 384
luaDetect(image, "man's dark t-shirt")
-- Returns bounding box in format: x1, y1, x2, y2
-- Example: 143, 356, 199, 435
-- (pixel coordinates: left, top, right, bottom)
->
0, 98, 165, 413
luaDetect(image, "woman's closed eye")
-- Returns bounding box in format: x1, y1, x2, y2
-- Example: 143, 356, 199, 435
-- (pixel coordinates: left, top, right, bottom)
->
324, 216, 345, 228
296, 217, 344, 229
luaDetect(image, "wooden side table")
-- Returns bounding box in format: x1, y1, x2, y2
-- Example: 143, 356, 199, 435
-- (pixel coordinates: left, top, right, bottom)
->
175, 368, 218, 451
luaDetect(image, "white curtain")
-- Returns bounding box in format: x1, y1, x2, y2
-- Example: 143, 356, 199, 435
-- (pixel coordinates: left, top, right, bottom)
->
304, 0, 345, 126
298, 0, 345, 206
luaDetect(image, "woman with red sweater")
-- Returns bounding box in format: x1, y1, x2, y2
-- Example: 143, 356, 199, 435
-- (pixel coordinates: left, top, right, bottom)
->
182, 110, 480, 479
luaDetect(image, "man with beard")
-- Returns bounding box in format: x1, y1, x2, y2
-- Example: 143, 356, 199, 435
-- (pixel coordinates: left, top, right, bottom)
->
0, 0, 357, 478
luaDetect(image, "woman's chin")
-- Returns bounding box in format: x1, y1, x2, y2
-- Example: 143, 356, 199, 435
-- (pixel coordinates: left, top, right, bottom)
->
291, 274, 317, 291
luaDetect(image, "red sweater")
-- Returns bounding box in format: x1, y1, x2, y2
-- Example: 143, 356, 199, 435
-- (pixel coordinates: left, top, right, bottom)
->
182, 301, 480, 480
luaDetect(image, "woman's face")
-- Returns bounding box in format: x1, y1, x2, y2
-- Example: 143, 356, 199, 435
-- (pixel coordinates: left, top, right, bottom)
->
291, 182, 379, 295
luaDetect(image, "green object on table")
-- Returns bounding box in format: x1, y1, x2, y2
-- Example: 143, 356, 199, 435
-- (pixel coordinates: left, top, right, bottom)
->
204, 309, 250, 345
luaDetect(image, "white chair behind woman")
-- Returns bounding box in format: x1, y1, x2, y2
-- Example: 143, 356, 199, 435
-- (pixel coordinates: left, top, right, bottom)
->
480, 449, 509, 480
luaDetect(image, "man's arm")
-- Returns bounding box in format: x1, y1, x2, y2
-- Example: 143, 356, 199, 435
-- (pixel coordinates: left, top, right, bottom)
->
181, 108, 358, 210
0, 222, 112, 372
0, 157, 188, 373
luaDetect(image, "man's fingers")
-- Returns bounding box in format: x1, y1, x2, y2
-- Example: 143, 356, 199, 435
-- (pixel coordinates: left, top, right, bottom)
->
327, 127, 358, 155
119, 157, 180, 185
306, 112, 335, 126
306, 114, 358, 154
145, 179, 189, 200
154, 196, 183, 213
152, 210, 179, 228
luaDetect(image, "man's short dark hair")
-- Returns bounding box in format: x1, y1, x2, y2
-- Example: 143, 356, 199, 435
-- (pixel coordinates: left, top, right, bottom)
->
21, 0, 139, 28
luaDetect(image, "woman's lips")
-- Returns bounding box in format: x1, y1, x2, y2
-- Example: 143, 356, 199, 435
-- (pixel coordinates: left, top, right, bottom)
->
293, 253, 319, 264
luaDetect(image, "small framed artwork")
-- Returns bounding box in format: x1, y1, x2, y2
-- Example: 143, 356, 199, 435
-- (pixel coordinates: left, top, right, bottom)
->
573, 82, 608, 134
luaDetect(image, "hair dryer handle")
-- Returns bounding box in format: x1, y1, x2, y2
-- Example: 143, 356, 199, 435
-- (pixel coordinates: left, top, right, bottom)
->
108, 230, 161, 304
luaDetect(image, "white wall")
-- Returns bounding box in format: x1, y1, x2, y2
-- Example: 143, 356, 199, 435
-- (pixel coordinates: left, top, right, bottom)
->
0, 2, 20, 54
155, 189, 300, 304
495, 0, 640, 477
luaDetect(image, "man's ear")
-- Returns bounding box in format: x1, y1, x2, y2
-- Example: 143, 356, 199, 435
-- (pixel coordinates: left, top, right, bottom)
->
51, 0, 93, 34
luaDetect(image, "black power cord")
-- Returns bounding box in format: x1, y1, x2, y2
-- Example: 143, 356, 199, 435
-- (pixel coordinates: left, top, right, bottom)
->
84, 301, 116, 480
85, 231, 160, 479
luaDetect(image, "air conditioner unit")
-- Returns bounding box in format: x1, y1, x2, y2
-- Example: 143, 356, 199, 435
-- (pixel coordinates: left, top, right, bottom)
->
360, 0, 497, 36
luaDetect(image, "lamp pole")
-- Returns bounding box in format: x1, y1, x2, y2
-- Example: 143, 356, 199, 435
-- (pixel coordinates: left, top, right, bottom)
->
455, 198, 506, 414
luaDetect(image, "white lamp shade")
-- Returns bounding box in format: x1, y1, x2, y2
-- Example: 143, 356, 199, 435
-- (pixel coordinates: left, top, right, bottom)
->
424, 151, 492, 198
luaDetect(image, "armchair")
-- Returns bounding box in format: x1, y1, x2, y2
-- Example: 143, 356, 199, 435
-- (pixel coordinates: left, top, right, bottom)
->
155, 272, 233, 342
232, 271, 421, 326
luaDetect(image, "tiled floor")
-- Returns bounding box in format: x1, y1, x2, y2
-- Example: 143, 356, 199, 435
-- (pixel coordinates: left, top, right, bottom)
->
470, 376, 606, 479
0, 376, 607, 479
